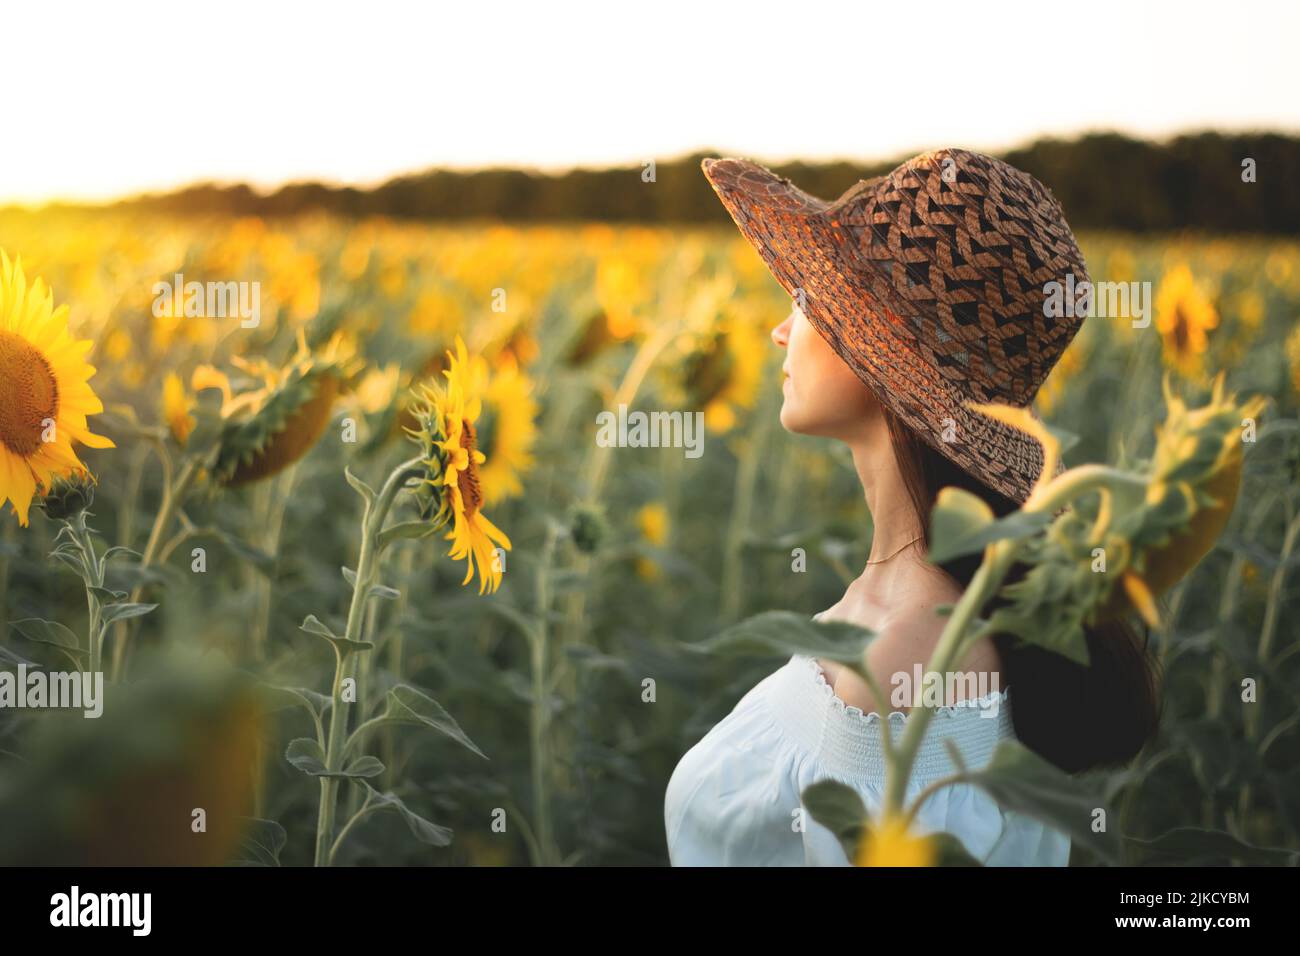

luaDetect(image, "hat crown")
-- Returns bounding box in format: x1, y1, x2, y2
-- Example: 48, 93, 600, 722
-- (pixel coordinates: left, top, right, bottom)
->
830, 148, 1089, 404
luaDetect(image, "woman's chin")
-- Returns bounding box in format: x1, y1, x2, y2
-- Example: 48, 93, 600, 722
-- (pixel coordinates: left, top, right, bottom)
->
779, 405, 856, 441
778, 402, 810, 435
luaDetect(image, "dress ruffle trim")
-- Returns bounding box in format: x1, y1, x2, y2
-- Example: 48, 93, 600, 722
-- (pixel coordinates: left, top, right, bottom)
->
798, 654, 1011, 727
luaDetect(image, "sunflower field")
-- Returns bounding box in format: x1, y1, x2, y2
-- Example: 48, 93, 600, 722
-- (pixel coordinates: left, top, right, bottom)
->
1, 206, 1298, 866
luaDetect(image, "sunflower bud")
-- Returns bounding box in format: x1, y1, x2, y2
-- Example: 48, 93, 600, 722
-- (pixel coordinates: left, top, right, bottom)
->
565, 310, 619, 367
1092, 373, 1268, 625
38, 472, 96, 521
569, 504, 608, 554
981, 374, 1267, 659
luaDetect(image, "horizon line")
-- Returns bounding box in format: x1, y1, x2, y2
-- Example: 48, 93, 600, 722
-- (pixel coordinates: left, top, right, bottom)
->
4, 125, 1296, 212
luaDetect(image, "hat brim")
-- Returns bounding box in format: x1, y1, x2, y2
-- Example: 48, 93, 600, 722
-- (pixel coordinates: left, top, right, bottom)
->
701, 156, 1063, 505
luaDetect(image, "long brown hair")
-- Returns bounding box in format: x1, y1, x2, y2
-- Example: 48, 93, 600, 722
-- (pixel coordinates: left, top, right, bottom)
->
882, 407, 1163, 774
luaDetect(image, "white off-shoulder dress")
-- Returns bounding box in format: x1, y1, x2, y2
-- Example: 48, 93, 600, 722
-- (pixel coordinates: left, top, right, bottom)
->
664, 651, 1071, 866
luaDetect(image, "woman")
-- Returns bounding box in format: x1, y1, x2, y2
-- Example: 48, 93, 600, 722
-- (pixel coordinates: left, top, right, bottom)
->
664, 149, 1160, 866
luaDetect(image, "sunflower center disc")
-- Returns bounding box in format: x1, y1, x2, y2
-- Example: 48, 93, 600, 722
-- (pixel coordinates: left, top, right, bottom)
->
457, 418, 484, 515
0, 330, 59, 457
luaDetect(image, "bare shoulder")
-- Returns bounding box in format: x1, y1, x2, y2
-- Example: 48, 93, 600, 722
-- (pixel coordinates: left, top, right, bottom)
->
821, 591, 1002, 715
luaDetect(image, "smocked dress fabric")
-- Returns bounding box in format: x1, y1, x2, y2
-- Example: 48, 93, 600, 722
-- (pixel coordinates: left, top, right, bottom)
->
664, 651, 1071, 866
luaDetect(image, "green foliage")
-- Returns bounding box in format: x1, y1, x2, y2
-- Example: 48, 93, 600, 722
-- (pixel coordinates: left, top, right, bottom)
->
2, 221, 1298, 868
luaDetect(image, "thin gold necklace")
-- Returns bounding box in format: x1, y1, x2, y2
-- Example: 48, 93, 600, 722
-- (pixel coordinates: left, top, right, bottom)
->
864, 535, 923, 565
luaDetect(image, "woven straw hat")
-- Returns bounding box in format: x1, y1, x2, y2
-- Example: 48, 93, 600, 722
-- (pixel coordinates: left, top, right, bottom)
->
702, 147, 1085, 504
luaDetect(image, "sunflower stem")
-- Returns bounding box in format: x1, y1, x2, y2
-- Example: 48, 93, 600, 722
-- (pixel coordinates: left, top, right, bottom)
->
884, 539, 1019, 813
116, 440, 156, 548
248, 468, 289, 662
1236, 504, 1300, 831
68, 515, 106, 675
883, 464, 1133, 814
720, 411, 770, 623
381, 543, 417, 786
582, 324, 677, 499
529, 522, 560, 865
111, 457, 200, 680
346, 596, 383, 820
140, 458, 200, 570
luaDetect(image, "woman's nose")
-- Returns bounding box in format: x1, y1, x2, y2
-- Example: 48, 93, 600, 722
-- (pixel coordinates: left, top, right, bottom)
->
771, 313, 792, 348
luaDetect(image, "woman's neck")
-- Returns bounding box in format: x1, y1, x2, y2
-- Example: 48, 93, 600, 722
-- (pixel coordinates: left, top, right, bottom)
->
849, 433, 925, 571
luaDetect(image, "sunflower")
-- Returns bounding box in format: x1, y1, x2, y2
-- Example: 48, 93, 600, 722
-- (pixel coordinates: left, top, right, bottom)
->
164, 364, 233, 449
637, 502, 669, 546
0, 251, 114, 526
854, 813, 936, 867
1034, 340, 1085, 417
594, 255, 648, 341
162, 372, 196, 445
635, 502, 669, 581
1094, 372, 1267, 626
1154, 264, 1219, 378
412, 343, 537, 506
681, 312, 767, 433
207, 332, 359, 486
477, 353, 538, 506
409, 337, 512, 594
1286, 324, 1300, 398
352, 363, 402, 416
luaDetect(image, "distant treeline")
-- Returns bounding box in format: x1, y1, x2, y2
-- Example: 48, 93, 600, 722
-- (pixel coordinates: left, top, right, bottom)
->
57, 132, 1300, 232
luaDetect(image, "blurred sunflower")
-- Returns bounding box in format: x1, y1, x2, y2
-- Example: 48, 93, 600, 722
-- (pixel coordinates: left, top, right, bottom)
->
408, 337, 512, 594
170, 332, 361, 486
0, 251, 114, 526
477, 354, 538, 506
682, 314, 767, 432
352, 362, 403, 416
1285, 324, 1300, 398
1154, 264, 1219, 378
565, 254, 653, 365
635, 502, 669, 581
222, 357, 348, 485
594, 255, 649, 341
854, 813, 935, 867
1035, 340, 1085, 417
164, 363, 237, 446
1105, 245, 1136, 285
162, 372, 196, 445
495, 322, 541, 368
408, 287, 463, 338
1265, 249, 1295, 291
1231, 289, 1265, 331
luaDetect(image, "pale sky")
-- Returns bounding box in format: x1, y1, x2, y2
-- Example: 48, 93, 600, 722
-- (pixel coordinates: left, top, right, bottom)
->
5, 0, 1298, 204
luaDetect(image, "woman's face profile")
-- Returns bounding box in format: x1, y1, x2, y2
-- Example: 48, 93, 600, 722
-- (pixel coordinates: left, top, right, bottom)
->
772, 306, 878, 440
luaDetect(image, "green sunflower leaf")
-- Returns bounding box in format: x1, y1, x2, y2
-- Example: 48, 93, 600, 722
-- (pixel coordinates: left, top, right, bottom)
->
344, 466, 376, 505
299, 614, 373, 655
